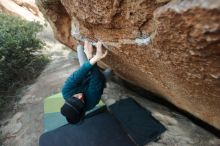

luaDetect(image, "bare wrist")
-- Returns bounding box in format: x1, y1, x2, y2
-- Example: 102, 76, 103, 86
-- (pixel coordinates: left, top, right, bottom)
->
89, 56, 99, 65
87, 55, 92, 60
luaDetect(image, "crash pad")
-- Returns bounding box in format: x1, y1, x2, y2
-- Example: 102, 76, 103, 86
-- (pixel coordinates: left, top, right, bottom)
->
40, 111, 135, 146
109, 98, 166, 146
40, 98, 166, 146
44, 93, 64, 114
43, 93, 105, 132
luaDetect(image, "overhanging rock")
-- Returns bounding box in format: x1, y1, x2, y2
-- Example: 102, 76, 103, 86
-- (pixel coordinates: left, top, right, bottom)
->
36, 0, 220, 129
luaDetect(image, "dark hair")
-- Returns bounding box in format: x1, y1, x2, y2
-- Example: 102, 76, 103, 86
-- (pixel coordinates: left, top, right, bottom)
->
61, 96, 85, 124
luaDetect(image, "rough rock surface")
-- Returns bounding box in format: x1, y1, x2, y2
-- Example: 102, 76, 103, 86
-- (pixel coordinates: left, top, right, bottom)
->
37, 0, 220, 129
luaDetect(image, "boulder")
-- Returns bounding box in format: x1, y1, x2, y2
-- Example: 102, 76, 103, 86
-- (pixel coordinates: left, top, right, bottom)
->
36, 0, 220, 129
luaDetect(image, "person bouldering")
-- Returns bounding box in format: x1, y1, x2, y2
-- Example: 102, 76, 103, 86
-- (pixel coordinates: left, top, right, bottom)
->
60, 40, 111, 124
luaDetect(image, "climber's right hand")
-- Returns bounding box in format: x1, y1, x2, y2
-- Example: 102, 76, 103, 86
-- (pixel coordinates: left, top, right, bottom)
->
89, 41, 108, 65
94, 41, 108, 60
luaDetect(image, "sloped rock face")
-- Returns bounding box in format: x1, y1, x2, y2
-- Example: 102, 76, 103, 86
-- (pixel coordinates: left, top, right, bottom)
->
37, 0, 220, 129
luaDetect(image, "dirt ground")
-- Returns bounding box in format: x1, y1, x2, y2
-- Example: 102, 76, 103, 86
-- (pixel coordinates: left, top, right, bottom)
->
0, 25, 219, 146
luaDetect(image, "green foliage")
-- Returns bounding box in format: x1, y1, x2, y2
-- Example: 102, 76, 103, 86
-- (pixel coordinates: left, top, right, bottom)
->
0, 13, 49, 106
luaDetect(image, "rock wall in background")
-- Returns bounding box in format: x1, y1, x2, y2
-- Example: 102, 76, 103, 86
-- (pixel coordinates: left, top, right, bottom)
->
0, 0, 44, 22
37, 0, 220, 129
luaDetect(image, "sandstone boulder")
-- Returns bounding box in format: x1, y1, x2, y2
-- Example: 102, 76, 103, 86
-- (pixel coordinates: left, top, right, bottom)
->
37, 0, 220, 129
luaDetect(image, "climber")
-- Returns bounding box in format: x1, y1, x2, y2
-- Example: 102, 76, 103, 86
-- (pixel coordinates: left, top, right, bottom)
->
60, 40, 111, 124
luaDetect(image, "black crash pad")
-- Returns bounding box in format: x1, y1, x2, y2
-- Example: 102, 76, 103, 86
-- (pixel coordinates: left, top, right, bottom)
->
109, 98, 166, 146
39, 98, 166, 146
39, 110, 135, 146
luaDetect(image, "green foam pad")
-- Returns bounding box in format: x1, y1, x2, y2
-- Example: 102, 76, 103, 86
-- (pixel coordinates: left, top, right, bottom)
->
43, 92, 105, 132
44, 93, 105, 114
44, 93, 64, 114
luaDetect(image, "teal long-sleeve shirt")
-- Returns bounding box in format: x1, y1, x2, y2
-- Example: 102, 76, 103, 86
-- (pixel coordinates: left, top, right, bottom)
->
61, 61, 106, 111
